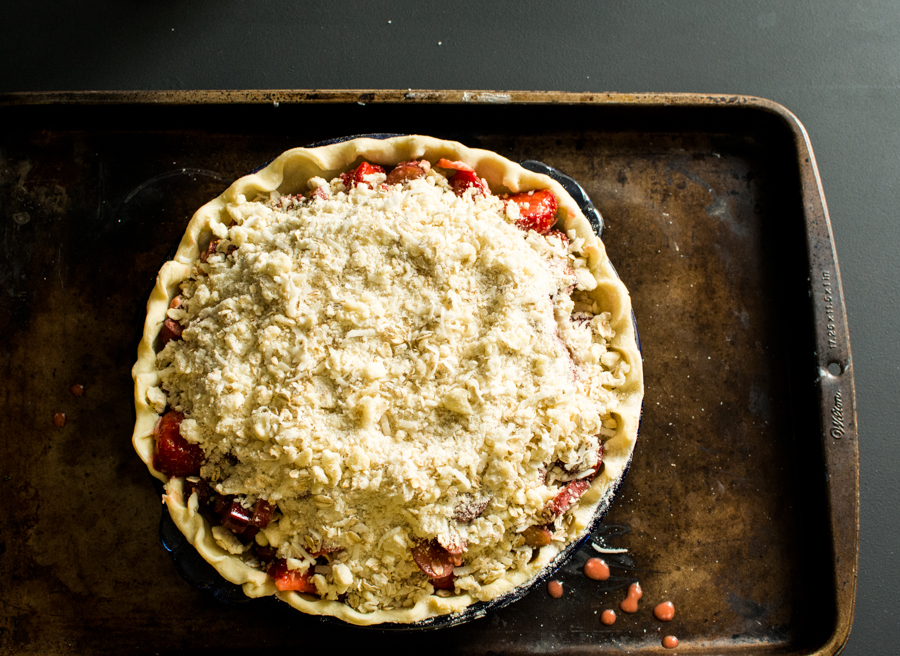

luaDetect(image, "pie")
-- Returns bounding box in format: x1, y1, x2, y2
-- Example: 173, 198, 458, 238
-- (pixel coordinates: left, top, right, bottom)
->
131, 135, 643, 626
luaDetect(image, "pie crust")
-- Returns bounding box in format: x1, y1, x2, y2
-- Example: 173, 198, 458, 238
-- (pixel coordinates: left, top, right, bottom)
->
132, 135, 644, 625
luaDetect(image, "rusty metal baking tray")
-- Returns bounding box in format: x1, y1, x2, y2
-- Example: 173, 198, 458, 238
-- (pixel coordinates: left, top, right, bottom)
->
0, 91, 858, 655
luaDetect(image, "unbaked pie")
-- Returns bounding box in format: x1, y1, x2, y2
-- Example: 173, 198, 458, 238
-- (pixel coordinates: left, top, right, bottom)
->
132, 135, 643, 625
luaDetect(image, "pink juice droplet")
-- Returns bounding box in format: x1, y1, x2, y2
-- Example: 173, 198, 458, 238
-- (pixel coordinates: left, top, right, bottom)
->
619, 582, 642, 613
547, 580, 563, 598
583, 557, 610, 581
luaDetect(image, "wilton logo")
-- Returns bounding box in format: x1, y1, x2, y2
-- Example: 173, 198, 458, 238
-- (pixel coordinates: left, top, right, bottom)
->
831, 390, 845, 439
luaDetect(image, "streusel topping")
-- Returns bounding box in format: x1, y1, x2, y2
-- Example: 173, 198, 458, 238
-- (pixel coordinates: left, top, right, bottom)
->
152, 167, 627, 611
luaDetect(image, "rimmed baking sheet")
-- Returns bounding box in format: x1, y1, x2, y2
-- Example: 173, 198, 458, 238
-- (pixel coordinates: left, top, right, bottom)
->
0, 91, 857, 655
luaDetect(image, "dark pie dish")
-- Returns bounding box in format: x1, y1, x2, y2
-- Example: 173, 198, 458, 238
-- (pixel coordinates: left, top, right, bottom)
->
132, 135, 644, 628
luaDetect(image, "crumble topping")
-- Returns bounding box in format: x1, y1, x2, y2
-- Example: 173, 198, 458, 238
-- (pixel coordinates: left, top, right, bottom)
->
151, 164, 630, 613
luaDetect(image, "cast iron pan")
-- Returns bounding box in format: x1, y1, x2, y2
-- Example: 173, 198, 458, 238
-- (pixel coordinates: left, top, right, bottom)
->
155, 133, 641, 629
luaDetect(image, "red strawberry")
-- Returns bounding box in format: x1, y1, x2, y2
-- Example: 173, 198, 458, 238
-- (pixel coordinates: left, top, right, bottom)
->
435, 158, 487, 197
435, 158, 475, 172
505, 189, 558, 234
545, 228, 570, 247
267, 559, 317, 593
339, 162, 386, 189
450, 169, 487, 197
386, 160, 430, 185
153, 411, 204, 477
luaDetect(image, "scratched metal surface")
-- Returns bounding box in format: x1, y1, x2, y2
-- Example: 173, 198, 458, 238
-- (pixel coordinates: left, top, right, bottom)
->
0, 93, 856, 655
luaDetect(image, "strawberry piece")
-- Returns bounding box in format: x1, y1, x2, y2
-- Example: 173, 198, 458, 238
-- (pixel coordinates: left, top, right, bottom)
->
411, 539, 461, 579
435, 158, 475, 172
545, 228, 570, 247
339, 162, 385, 189
386, 160, 430, 185
546, 479, 591, 518
505, 189, 558, 234
267, 559, 317, 593
435, 158, 487, 197
450, 169, 487, 197
153, 411, 204, 477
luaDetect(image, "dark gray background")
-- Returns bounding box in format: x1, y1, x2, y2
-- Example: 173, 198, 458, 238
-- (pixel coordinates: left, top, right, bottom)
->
1, 1, 894, 654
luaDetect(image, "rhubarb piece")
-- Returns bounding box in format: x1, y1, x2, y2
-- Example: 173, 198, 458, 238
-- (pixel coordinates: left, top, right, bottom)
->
213, 494, 232, 516
158, 318, 182, 346
280, 193, 306, 204
309, 544, 342, 559
200, 239, 237, 263
546, 479, 591, 518
183, 478, 211, 506
158, 297, 185, 347
255, 545, 277, 562
200, 240, 219, 264
249, 499, 275, 529
589, 442, 605, 476
220, 499, 253, 533
152, 411, 203, 477
505, 189, 558, 234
